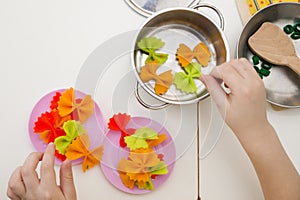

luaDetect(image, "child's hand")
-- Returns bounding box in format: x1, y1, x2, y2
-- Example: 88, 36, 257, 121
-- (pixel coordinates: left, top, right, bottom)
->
200, 58, 268, 138
7, 143, 77, 200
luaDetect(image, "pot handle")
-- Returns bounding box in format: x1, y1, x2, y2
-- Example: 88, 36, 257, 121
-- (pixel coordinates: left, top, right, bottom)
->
191, 3, 225, 31
135, 82, 169, 110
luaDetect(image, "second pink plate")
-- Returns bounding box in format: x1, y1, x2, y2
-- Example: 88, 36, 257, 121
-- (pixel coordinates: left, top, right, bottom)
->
101, 116, 176, 194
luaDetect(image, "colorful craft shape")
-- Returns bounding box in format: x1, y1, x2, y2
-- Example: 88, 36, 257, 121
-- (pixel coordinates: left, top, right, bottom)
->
34, 110, 70, 143
54, 120, 86, 154
137, 37, 168, 65
58, 87, 94, 124
124, 127, 159, 151
50, 92, 61, 110
174, 62, 202, 94
65, 134, 104, 172
118, 150, 168, 190
176, 43, 211, 67
139, 61, 173, 95
108, 113, 136, 147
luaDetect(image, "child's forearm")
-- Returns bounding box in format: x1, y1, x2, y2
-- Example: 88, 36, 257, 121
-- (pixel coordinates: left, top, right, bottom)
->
201, 59, 300, 199
237, 123, 300, 200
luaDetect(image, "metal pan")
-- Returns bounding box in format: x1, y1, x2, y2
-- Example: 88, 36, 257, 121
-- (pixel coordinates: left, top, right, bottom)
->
237, 2, 300, 108
132, 4, 230, 109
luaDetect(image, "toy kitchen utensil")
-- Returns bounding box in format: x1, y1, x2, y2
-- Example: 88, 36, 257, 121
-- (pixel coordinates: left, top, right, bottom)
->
248, 22, 300, 75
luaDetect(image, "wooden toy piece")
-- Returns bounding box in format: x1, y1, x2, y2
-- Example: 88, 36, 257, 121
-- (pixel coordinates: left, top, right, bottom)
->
248, 22, 300, 75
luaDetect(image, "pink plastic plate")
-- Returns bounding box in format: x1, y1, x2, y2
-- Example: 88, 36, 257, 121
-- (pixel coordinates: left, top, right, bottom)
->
28, 89, 105, 165
100, 116, 176, 194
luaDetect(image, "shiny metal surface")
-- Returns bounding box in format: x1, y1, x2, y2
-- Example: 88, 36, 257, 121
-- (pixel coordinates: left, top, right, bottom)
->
135, 82, 169, 110
124, 0, 200, 17
132, 6, 230, 107
237, 3, 300, 108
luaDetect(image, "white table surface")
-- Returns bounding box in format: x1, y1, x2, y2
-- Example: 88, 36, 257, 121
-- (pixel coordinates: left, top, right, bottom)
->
1, 0, 299, 199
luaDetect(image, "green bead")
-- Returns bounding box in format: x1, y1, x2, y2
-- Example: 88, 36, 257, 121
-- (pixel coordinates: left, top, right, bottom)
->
252, 55, 260, 65
291, 32, 300, 40
283, 24, 294, 34
261, 62, 272, 70
259, 68, 270, 77
293, 23, 300, 33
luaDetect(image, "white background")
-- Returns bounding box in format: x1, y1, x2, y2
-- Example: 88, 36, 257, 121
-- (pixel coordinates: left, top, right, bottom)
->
1, 0, 299, 199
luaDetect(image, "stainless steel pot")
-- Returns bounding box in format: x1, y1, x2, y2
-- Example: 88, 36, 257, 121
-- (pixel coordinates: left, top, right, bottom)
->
237, 2, 300, 108
132, 4, 230, 109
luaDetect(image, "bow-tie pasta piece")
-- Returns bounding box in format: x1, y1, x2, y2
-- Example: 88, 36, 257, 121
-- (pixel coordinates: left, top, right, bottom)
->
139, 61, 173, 95
108, 113, 136, 148
118, 150, 168, 190
65, 134, 104, 172
174, 62, 202, 94
54, 120, 86, 155
57, 87, 94, 123
137, 37, 169, 65
176, 43, 211, 67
